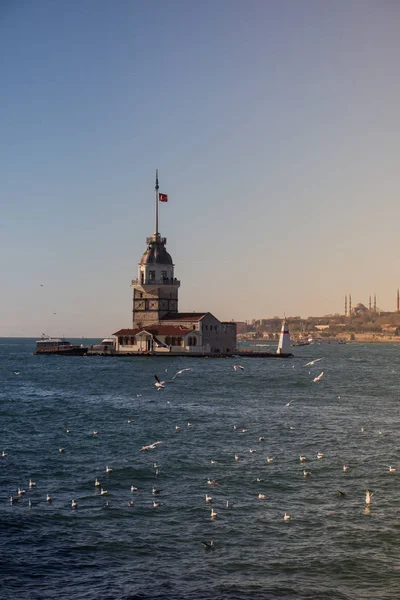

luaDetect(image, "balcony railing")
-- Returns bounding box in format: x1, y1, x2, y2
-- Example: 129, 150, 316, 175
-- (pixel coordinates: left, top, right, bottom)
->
131, 278, 180, 287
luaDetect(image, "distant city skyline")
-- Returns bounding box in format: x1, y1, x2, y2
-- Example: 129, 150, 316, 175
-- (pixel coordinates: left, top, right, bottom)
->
2, 1, 400, 337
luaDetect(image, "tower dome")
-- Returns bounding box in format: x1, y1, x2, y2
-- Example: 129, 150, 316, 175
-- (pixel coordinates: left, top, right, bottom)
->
140, 237, 173, 265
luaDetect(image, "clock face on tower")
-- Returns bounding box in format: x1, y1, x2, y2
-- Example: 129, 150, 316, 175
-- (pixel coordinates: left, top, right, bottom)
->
134, 300, 145, 310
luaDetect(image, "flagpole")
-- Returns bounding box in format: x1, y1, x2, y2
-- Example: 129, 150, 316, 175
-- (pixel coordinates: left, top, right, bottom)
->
155, 169, 159, 236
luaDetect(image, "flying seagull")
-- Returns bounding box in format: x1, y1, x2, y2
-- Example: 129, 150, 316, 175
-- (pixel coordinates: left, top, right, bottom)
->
313, 371, 324, 383
305, 358, 324, 367
154, 375, 165, 389
139, 441, 162, 452
233, 365, 244, 371
171, 368, 192, 380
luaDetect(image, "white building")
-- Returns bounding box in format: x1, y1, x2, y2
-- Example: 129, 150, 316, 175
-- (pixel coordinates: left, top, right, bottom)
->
113, 173, 236, 355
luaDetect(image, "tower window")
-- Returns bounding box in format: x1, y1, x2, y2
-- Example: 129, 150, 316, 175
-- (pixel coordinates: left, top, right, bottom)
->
149, 271, 155, 281
161, 271, 167, 279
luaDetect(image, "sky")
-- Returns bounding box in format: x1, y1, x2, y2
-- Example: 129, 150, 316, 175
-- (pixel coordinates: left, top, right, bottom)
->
1, 0, 400, 337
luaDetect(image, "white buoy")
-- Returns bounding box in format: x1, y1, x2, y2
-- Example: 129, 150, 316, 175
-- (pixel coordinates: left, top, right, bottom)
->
276, 318, 291, 355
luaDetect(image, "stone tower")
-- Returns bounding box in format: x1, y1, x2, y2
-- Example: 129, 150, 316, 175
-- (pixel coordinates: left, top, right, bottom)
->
131, 172, 180, 328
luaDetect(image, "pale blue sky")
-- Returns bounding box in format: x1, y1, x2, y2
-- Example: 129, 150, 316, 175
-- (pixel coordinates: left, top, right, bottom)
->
1, 0, 400, 336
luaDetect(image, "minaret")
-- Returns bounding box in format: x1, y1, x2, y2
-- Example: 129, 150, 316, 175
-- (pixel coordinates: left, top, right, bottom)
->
374, 294, 377, 313
276, 318, 291, 355
369, 296, 372, 311
397, 289, 399, 312
349, 294, 352, 317
344, 295, 347, 317
131, 171, 180, 327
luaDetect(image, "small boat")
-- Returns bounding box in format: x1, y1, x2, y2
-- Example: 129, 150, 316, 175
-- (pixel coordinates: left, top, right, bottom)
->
34, 336, 88, 355
87, 338, 116, 355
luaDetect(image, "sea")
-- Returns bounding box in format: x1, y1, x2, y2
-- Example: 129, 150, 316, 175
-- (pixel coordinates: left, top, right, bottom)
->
1, 338, 400, 600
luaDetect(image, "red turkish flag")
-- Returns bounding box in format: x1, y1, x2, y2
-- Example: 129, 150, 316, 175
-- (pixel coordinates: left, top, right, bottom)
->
159, 193, 168, 202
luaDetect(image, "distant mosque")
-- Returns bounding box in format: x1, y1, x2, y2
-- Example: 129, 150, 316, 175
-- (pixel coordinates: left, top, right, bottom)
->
113, 172, 237, 355
344, 291, 400, 316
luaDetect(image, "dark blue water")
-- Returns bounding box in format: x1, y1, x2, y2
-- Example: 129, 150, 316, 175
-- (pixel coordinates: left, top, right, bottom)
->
1, 338, 400, 599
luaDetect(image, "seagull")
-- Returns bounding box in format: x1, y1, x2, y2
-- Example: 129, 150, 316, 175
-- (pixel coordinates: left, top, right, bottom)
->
205, 494, 213, 503
1, 450, 7, 457
92, 431, 99, 436
343, 465, 350, 472
303, 470, 311, 477
29, 479, 36, 488
337, 490, 346, 496
187, 423, 193, 428
283, 513, 291, 521
256, 477, 264, 482
58, 448, 65, 453
258, 493, 266, 499
105, 466, 113, 472
153, 500, 161, 508
317, 452, 325, 459
71, 499, 78, 509
389, 466, 396, 472
152, 487, 161, 495
259, 437, 265, 442
285, 400, 295, 407
266, 457, 274, 463
313, 371, 324, 383
305, 358, 324, 367
171, 368, 192, 380
131, 486, 138, 492
100, 488, 108, 495
139, 441, 162, 452
202, 540, 215, 551
299, 456, 306, 462
14, 371, 20, 375
17, 488, 25, 497
234, 455, 239, 461
127, 500, 135, 507
365, 489, 374, 505
211, 508, 217, 519
95, 479, 101, 487
233, 365, 244, 371
28, 498, 32, 508
46, 494, 53, 503
175, 425, 181, 431
207, 479, 220, 486
249, 449, 256, 453
154, 375, 165, 389
66, 429, 71, 433
226, 501, 234, 509
210, 459, 217, 464
153, 463, 161, 469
